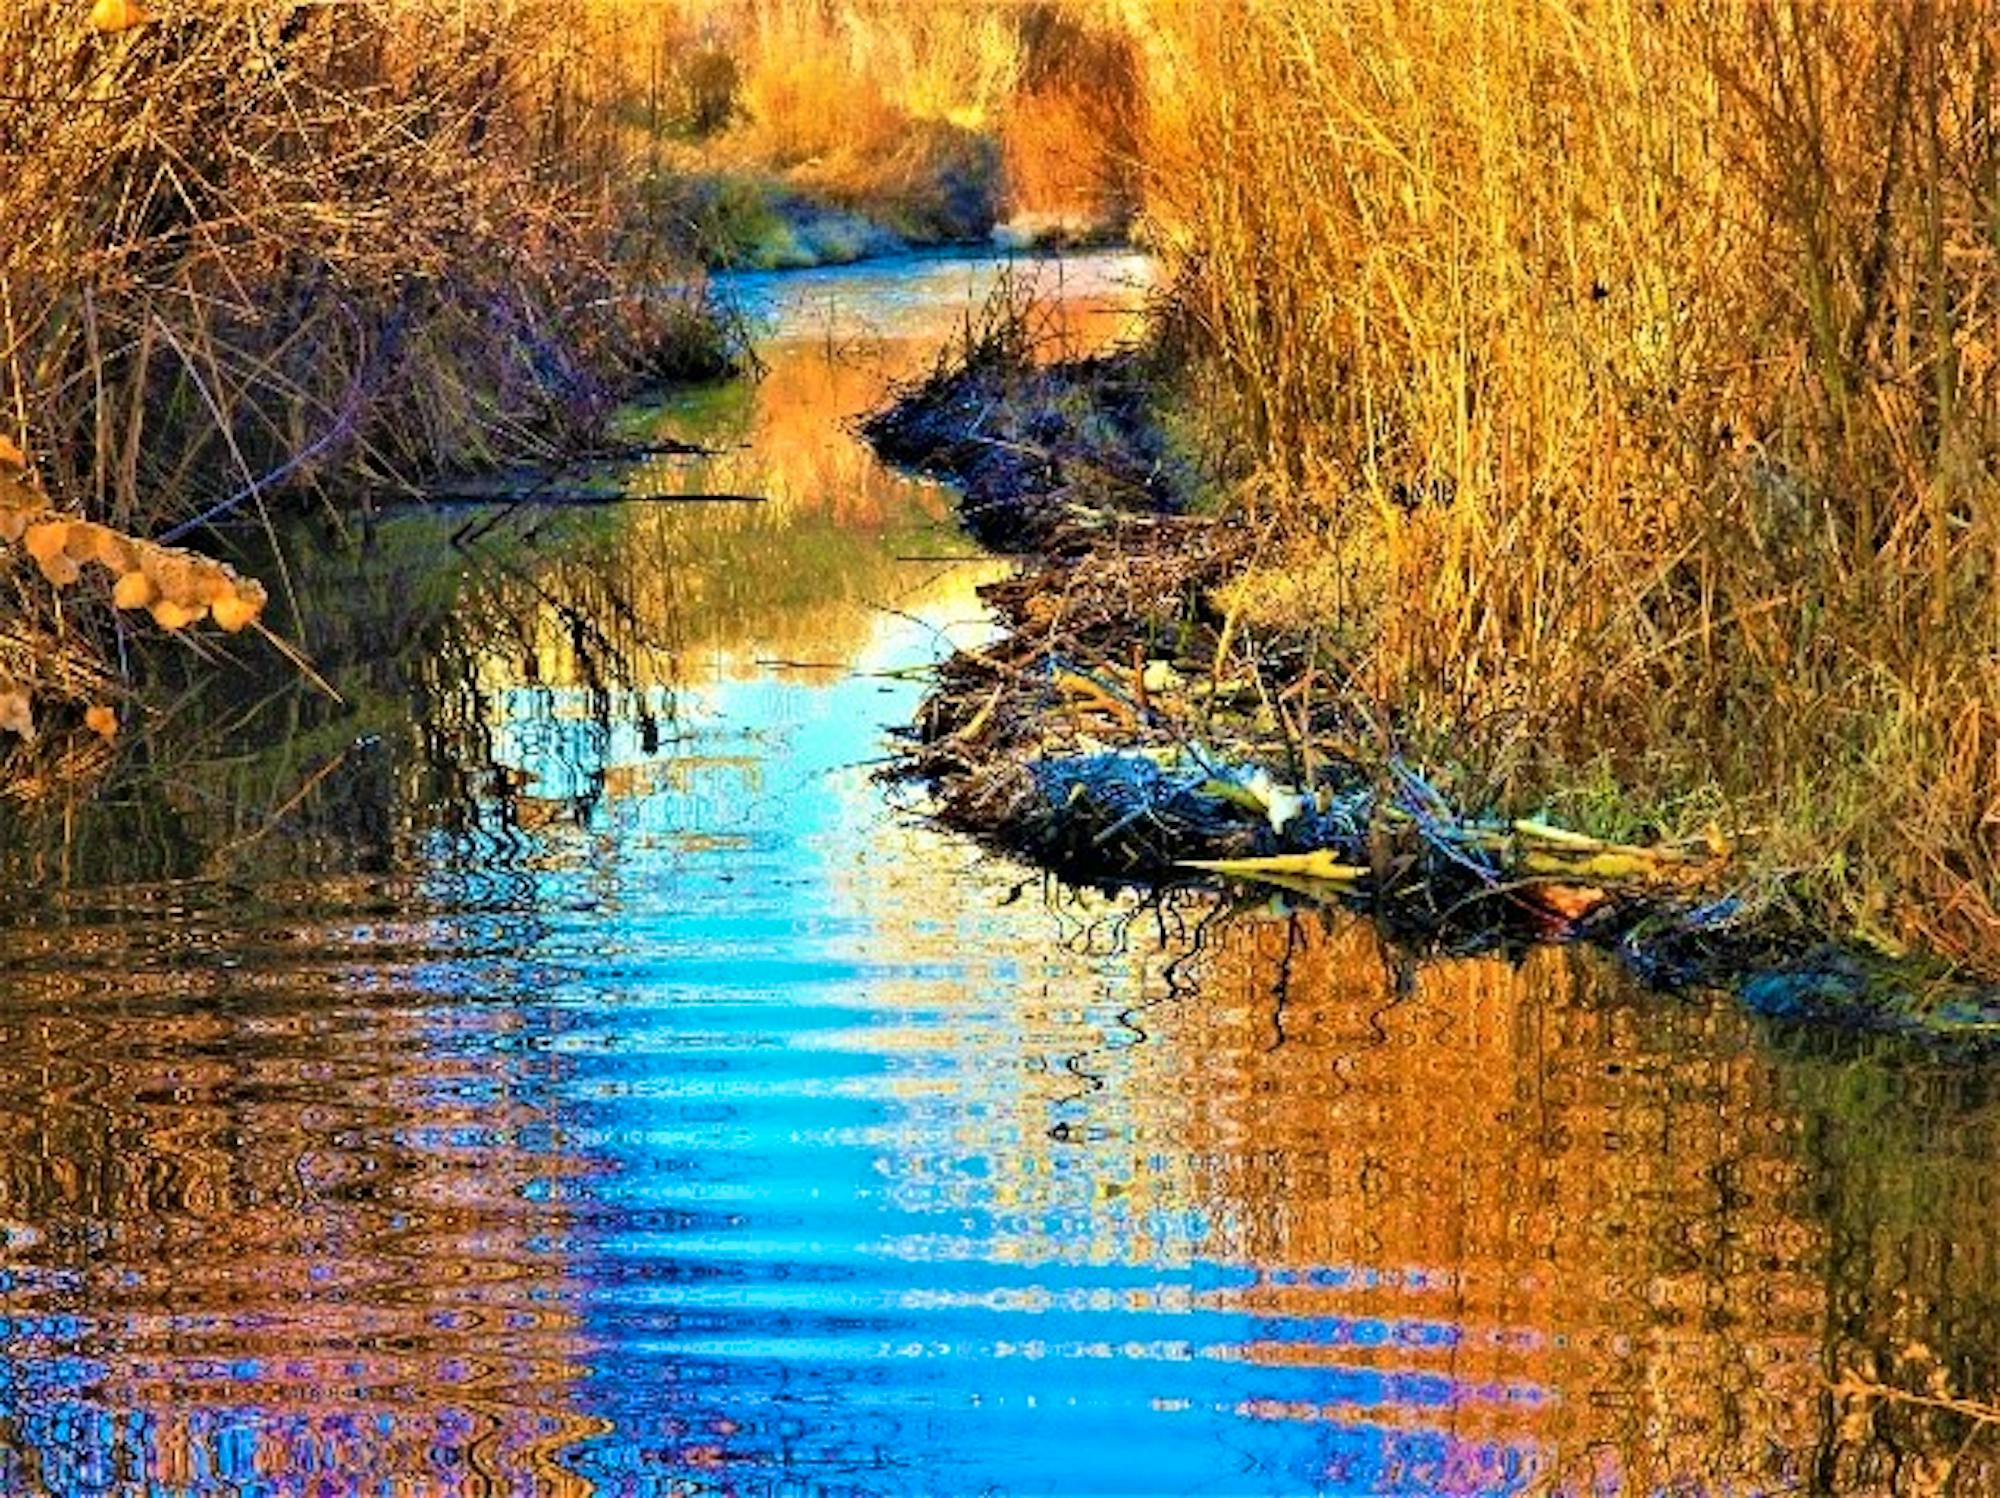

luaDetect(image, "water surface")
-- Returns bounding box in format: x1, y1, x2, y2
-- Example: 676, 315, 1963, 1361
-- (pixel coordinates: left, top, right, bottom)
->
1, 251, 1997, 1496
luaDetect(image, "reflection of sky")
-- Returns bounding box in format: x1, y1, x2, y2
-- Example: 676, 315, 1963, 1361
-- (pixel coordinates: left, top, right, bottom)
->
716, 247, 1156, 346
463, 252, 1550, 1495
468, 581, 1544, 1491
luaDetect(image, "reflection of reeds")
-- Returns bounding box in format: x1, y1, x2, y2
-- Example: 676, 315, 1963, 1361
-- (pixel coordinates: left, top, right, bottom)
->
834, 882, 2000, 1486
0, 929, 597, 1490
478, 299, 1140, 691
1143, 1, 2000, 970
1126, 913, 2000, 1490
1169, 920, 1818, 1485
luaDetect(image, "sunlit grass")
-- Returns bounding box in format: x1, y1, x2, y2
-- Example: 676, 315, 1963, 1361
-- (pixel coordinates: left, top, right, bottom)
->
1144, 0, 2000, 970
611, 0, 1144, 254
0, 0, 729, 744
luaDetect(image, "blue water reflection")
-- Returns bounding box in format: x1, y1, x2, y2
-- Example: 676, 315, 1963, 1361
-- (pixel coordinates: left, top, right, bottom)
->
458, 584, 1536, 1494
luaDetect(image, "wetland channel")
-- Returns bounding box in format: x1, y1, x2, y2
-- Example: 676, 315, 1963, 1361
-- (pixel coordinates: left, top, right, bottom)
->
0, 251, 1995, 1496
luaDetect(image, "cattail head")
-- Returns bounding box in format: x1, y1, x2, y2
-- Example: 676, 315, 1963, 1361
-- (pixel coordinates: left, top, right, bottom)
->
89, 0, 153, 35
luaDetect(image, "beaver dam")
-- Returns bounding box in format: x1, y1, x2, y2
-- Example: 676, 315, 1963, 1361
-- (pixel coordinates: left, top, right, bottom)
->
862, 322, 2000, 1046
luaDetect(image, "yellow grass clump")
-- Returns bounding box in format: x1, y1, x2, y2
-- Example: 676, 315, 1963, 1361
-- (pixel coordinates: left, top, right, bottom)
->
594, 0, 1147, 249
0, 443, 266, 747
1144, 0, 2000, 968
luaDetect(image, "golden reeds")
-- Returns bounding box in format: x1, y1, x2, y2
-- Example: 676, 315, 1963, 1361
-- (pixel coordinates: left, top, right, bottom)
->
1145, 0, 2000, 968
0, 0, 731, 762
618, 0, 1145, 251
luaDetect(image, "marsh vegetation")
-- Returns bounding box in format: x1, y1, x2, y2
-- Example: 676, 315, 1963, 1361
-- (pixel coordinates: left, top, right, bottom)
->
8, 0, 1997, 978
1137, 0, 2000, 977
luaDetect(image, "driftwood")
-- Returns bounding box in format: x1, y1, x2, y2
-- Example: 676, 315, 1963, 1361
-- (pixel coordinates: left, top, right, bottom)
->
423, 488, 765, 508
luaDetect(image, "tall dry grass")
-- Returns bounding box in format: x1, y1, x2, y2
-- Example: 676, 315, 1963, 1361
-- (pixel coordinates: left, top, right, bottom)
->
1144, 0, 2000, 968
3, 0, 727, 525
619, 0, 1146, 246
0, 0, 728, 754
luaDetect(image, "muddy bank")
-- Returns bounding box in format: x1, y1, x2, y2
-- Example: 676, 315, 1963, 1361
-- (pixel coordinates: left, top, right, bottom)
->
670, 165, 1135, 274
863, 346, 2000, 1048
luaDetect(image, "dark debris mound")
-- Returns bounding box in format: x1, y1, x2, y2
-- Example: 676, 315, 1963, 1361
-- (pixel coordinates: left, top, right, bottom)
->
860, 333, 1187, 552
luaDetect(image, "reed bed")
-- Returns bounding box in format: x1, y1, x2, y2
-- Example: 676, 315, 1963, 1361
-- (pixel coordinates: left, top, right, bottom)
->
613, 0, 1146, 256
0, 0, 731, 759
1141, 0, 2000, 970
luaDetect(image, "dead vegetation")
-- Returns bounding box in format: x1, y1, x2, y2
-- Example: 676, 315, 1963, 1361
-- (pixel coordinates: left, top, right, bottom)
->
1122, 0, 2000, 975
869, 293, 1999, 1035
611, 0, 1147, 261
0, 0, 736, 777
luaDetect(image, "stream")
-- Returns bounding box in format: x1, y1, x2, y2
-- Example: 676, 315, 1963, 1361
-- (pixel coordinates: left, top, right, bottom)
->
1, 250, 1997, 1496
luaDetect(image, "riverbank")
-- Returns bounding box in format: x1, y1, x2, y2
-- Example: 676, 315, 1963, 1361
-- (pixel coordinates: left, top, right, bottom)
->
865, 333, 2000, 1046
1126, 0, 2000, 980
0, 0, 1150, 777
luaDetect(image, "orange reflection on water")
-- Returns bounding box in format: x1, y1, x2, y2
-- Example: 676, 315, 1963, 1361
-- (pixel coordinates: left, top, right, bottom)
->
1086, 911, 2000, 1493
0, 920, 600, 1493
457, 256, 1150, 696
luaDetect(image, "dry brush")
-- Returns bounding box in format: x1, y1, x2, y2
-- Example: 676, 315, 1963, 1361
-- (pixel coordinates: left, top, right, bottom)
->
1141, 0, 2000, 970
0, 0, 729, 769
